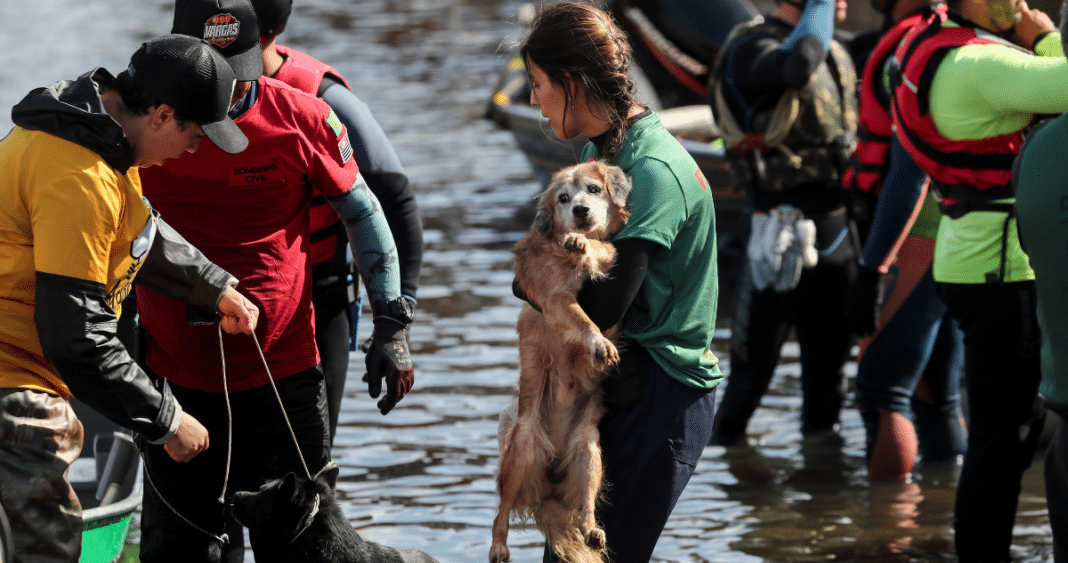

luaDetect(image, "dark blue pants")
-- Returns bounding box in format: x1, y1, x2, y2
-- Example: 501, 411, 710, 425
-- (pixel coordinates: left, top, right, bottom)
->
543, 361, 715, 563
856, 266, 966, 463
139, 367, 330, 563
937, 281, 1045, 563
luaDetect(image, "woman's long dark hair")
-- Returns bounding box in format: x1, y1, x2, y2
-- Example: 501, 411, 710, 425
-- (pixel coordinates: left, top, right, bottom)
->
520, 1, 638, 161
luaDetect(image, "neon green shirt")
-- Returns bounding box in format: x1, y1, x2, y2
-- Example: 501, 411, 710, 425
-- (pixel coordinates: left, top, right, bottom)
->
926, 28, 1068, 283
581, 113, 723, 390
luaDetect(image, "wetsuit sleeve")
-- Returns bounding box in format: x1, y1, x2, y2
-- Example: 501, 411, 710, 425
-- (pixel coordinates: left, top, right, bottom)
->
782, 0, 834, 52
575, 237, 662, 331
321, 79, 423, 300
726, 0, 834, 96
135, 214, 238, 325
326, 179, 402, 314
861, 137, 929, 271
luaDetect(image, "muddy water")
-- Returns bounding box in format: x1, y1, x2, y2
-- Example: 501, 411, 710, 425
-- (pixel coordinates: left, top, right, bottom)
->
0, 0, 1055, 561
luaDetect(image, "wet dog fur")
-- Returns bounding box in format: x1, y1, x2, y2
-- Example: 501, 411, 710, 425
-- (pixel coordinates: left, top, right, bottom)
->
231, 464, 438, 563
490, 160, 632, 563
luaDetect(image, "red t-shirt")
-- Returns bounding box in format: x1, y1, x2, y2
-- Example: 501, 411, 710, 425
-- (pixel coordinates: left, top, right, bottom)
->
139, 77, 358, 392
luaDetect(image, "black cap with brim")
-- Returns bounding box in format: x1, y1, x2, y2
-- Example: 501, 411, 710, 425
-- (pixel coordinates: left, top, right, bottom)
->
199, 112, 248, 154
172, 0, 264, 81
128, 35, 248, 154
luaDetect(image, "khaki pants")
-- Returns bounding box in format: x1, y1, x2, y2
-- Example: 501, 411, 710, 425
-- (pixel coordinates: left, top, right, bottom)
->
0, 389, 84, 563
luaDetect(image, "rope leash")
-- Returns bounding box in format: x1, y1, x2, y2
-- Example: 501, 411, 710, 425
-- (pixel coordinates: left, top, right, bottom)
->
139, 323, 314, 545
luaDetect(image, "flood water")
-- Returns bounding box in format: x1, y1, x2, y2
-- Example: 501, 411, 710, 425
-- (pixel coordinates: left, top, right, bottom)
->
0, 0, 1056, 561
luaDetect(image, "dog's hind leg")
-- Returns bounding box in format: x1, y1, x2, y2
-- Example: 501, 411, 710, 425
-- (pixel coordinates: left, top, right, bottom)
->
563, 400, 607, 552
491, 412, 550, 563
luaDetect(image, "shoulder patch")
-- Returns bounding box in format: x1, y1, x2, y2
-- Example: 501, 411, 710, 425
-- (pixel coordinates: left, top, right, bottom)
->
338, 131, 352, 163
326, 110, 344, 138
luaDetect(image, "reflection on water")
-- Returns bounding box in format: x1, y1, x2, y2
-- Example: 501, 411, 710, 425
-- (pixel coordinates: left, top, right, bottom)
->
0, 0, 1055, 561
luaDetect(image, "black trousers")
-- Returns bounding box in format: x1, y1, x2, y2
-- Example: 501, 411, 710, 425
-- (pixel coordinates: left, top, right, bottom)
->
713, 208, 857, 443
938, 281, 1045, 563
312, 280, 355, 443
138, 367, 330, 563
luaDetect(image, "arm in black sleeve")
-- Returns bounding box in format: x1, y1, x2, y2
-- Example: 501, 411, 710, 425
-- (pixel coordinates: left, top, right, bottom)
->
134, 214, 237, 326
320, 79, 424, 300
731, 33, 828, 93
576, 237, 662, 331
35, 273, 179, 444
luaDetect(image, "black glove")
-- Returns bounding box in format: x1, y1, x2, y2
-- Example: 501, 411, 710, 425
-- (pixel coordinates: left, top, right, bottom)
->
363, 316, 414, 415
848, 265, 885, 337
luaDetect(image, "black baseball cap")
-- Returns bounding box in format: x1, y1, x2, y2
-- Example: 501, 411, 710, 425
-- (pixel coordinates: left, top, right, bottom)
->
127, 35, 248, 154
172, 0, 264, 81
249, 0, 293, 36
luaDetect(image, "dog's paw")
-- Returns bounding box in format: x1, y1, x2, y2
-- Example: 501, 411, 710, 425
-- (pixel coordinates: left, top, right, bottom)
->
488, 543, 511, 563
585, 527, 607, 551
562, 233, 588, 253
589, 333, 619, 367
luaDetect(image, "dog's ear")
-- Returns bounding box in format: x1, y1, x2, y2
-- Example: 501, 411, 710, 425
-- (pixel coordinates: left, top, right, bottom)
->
533, 204, 554, 236
314, 461, 340, 489
604, 165, 633, 208
276, 473, 299, 508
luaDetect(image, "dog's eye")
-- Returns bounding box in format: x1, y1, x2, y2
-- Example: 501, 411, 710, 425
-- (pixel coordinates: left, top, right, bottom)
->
586, 184, 601, 195
558, 192, 569, 204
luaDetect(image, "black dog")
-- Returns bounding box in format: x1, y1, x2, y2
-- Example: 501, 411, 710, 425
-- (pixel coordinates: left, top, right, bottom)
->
231, 464, 439, 563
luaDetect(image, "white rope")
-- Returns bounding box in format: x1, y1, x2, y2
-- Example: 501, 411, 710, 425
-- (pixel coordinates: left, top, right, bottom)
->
249, 330, 312, 480
217, 324, 233, 504
138, 321, 313, 546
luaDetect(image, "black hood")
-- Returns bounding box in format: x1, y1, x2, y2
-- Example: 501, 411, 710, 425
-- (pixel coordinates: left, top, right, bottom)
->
11, 68, 136, 171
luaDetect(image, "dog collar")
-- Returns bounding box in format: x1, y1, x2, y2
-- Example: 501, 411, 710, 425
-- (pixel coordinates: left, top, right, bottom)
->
290, 494, 321, 544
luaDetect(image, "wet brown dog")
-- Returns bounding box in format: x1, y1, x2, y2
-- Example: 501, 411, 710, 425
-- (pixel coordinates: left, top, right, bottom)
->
490, 160, 632, 563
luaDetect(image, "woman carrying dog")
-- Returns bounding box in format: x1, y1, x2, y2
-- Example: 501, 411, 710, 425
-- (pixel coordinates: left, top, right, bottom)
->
516, 3, 722, 561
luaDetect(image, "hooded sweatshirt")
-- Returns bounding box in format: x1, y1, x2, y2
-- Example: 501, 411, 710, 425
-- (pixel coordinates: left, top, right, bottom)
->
0, 68, 233, 443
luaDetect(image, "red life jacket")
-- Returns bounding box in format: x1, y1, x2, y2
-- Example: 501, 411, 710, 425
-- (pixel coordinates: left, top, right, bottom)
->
891, 11, 1024, 212
274, 45, 351, 95
274, 45, 354, 275
842, 5, 943, 194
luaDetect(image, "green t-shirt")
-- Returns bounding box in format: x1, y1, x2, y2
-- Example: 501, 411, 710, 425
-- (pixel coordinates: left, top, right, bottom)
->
926, 29, 1068, 283
581, 113, 723, 390
1013, 115, 1068, 405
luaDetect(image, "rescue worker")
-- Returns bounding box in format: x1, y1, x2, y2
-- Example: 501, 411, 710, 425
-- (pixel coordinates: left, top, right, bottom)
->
135, 1, 414, 561
890, 0, 1068, 557
844, 0, 967, 483
707, 0, 859, 446
249, 0, 423, 444
1013, 10, 1068, 555
0, 35, 259, 563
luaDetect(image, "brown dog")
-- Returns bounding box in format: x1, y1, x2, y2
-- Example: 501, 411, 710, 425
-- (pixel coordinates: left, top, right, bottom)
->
490, 160, 632, 563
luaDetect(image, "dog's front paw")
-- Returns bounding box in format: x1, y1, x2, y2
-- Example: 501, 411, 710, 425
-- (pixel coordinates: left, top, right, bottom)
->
589, 333, 619, 367
489, 543, 511, 563
562, 233, 588, 254
585, 527, 607, 551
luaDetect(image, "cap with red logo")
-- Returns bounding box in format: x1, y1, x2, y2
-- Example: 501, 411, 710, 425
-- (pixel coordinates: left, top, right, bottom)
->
172, 0, 263, 81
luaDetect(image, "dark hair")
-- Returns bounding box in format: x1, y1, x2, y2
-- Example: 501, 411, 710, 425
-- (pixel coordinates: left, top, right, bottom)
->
109, 70, 195, 126
250, 0, 293, 38
520, 1, 637, 161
